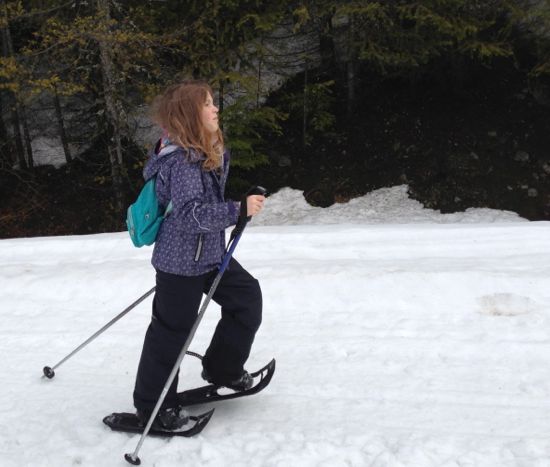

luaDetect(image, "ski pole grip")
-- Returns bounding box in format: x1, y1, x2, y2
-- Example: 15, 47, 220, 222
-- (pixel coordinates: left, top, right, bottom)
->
231, 186, 267, 241
241, 185, 268, 221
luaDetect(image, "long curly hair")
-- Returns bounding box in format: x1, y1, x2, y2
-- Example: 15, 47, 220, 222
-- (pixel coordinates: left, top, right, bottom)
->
151, 81, 224, 171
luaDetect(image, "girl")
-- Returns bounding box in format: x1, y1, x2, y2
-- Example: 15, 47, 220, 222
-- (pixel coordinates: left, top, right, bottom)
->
133, 81, 265, 430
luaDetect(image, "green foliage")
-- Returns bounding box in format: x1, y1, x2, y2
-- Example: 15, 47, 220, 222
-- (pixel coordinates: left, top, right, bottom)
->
306, 81, 336, 133
279, 78, 336, 147
0, 1, 24, 29
0, 56, 23, 93
525, 1, 550, 78
295, 0, 521, 75
25, 12, 159, 97
223, 95, 287, 169
0, 0, 546, 174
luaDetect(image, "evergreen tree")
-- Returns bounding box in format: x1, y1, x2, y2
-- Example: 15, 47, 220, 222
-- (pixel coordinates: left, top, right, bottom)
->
293, 0, 524, 112
24, 0, 161, 220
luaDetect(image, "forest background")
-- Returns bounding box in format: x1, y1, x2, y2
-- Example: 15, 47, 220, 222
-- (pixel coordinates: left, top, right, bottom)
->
1, 0, 549, 238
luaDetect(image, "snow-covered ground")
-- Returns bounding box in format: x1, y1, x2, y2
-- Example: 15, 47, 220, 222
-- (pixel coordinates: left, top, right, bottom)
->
1, 186, 550, 467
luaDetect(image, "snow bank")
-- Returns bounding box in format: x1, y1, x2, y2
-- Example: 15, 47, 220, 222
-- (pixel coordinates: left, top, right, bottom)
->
254, 186, 525, 226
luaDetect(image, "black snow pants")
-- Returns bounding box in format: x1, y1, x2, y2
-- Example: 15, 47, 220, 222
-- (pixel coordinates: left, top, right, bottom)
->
133, 258, 262, 411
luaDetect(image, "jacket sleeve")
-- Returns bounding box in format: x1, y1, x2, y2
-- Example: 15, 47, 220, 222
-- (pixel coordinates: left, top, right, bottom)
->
168, 157, 240, 233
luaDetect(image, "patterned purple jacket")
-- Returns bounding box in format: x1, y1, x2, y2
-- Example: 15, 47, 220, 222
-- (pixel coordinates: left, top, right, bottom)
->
143, 143, 240, 276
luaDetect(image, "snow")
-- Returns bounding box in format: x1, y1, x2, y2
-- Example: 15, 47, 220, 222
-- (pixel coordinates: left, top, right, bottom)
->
253, 186, 525, 225
1, 185, 550, 467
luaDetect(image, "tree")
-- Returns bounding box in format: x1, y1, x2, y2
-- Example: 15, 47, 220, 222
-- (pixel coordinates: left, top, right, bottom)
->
292, 0, 523, 113
1, 0, 29, 170
522, 0, 550, 101
24, 0, 161, 220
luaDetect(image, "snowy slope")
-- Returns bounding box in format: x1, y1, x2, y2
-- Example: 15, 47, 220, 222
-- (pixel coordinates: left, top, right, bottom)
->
1, 186, 550, 467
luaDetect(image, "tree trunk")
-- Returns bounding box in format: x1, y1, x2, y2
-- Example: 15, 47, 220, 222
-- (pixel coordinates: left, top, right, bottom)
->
319, 14, 337, 72
218, 78, 224, 116
1, 4, 27, 170
97, 0, 124, 217
20, 102, 34, 170
8, 105, 26, 170
346, 59, 356, 119
256, 37, 264, 109
346, 15, 356, 119
256, 57, 262, 109
303, 62, 308, 149
0, 95, 14, 167
54, 86, 72, 163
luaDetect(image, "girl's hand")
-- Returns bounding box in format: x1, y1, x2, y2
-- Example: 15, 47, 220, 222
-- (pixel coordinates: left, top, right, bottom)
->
246, 195, 265, 217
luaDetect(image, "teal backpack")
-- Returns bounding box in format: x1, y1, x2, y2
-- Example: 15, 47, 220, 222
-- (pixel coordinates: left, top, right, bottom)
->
126, 177, 172, 247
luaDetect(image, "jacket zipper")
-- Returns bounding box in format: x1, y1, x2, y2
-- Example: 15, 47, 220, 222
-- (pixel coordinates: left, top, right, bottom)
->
194, 234, 204, 262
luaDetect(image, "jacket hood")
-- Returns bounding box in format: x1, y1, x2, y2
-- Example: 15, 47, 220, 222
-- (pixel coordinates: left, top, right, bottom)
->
143, 141, 185, 181
143, 139, 230, 181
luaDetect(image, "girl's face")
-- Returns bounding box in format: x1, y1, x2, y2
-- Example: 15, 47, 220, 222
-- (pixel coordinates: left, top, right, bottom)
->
200, 93, 219, 135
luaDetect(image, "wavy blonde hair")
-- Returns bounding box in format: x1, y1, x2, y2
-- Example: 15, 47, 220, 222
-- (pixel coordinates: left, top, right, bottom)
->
151, 81, 224, 171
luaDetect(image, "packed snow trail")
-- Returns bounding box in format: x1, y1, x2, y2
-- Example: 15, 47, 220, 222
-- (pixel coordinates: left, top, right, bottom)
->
1, 187, 550, 466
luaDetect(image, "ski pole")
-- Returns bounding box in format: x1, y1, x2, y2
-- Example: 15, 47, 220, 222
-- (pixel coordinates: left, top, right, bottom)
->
124, 186, 266, 466
42, 287, 156, 379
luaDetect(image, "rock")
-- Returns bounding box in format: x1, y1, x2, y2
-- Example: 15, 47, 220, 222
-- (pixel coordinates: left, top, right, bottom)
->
514, 151, 530, 162
543, 163, 550, 174
528, 188, 538, 197
488, 130, 497, 137
304, 188, 332, 207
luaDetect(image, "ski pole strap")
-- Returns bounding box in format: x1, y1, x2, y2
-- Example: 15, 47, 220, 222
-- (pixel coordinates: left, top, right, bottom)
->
185, 350, 203, 360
